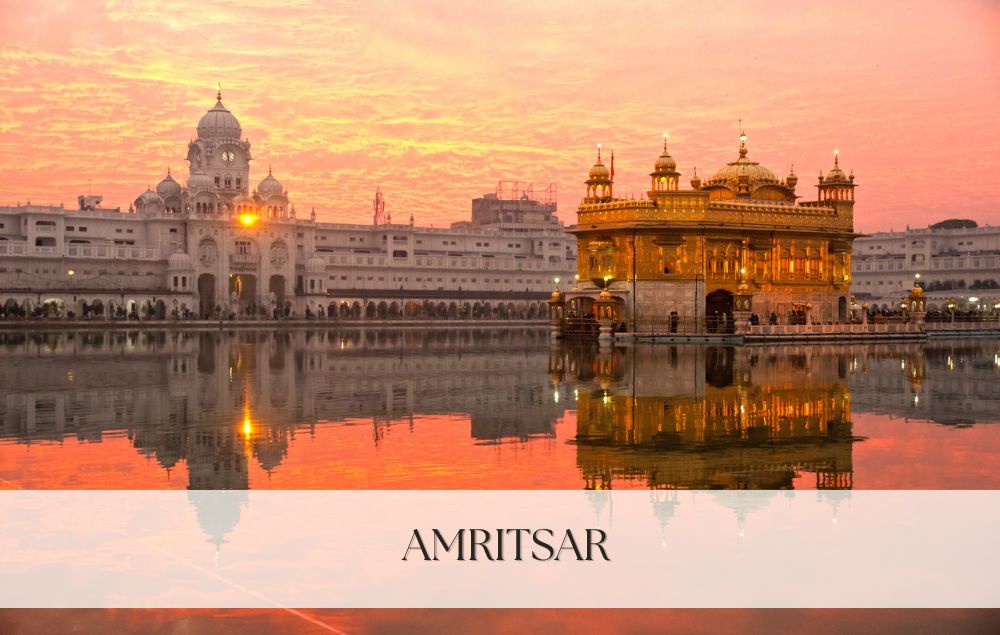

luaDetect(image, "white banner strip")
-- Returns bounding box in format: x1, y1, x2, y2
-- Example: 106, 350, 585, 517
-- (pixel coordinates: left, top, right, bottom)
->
0, 490, 997, 608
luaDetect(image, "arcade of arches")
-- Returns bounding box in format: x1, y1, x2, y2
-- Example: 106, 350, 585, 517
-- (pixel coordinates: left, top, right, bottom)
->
0, 292, 548, 322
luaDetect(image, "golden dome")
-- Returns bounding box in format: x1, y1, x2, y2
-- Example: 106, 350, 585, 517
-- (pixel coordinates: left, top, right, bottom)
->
589, 162, 610, 180
690, 167, 702, 189
653, 137, 677, 173
786, 165, 798, 189
825, 152, 850, 183
707, 136, 780, 190
588, 147, 611, 181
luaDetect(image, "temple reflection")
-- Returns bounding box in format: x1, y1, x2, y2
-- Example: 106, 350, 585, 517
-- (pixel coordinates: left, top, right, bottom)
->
0, 330, 996, 494
559, 344, 858, 490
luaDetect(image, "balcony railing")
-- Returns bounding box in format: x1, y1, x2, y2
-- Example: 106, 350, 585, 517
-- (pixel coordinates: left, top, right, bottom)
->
745, 323, 923, 337
64, 245, 159, 260
0, 242, 28, 256
0, 243, 160, 260
229, 253, 260, 267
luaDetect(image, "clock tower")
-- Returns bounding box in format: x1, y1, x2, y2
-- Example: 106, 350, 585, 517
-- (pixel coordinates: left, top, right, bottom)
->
186, 89, 253, 213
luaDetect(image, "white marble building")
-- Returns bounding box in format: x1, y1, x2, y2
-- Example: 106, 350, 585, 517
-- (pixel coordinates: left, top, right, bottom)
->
0, 92, 576, 319
851, 219, 1000, 311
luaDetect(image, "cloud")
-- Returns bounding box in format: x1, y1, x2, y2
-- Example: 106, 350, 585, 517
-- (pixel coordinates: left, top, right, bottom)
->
0, 0, 997, 230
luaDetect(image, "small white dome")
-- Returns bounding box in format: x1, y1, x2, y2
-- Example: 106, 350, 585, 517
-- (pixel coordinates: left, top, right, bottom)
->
197, 97, 242, 140
156, 171, 182, 198
136, 187, 164, 207
257, 169, 284, 197
305, 254, 326, 273
167, 250, 194, 270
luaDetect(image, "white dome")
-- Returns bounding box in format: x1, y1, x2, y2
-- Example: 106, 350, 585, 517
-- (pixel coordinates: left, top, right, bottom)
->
156, 171, 182, 198
197, 98, 242, 140
136, 187, 163, 207
187, 172, 213, 190
167, 250, 194, 270
305, 254, 326, 273
257, 170, 284, 197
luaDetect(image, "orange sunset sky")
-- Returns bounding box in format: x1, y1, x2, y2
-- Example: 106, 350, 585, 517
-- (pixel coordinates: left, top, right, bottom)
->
0, 0, 998, 232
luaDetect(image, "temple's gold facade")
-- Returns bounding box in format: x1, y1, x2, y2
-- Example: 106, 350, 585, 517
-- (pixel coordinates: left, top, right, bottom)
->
567, 134, 858, 333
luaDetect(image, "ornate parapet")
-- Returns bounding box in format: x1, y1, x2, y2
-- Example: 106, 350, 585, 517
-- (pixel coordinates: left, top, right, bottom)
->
577, 194, 850, 232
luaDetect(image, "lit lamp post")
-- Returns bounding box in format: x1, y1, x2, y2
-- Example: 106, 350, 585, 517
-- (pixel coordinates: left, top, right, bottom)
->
907, 275, 926, 326
732, 267, 753, 334
595, 284, 616, 345
548, 277, 565, 341
946, 297, 956, 323
968, 296, 981, 323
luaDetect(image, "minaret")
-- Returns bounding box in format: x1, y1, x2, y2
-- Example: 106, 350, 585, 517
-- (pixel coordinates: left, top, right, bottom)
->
786, 164, 798, 193
690, 167, 702, 190
650, 132, 681, 194
817, 150, 857, 218
584, 144, 613, 202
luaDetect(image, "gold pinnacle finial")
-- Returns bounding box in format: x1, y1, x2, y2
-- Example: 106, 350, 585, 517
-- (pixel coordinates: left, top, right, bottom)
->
663, 132, 668, 152
217, 82, 222, 101
834, 149, 839, 167
738, 120, 747, 157
597, 143, 602, 162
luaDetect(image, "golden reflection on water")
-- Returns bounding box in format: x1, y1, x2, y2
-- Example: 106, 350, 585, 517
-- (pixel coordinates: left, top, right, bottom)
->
0, 329, 997, 490
561, 345, 855, 490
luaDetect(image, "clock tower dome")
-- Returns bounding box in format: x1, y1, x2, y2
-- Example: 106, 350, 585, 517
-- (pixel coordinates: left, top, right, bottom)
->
186, 88, 253, 213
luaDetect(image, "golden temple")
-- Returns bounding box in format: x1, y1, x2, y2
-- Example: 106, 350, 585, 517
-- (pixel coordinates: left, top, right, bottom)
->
558, 132, 858, 336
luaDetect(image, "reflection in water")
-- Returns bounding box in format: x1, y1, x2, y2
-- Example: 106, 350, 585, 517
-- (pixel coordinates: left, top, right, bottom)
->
0, 329, 561, 489
562, 345, 856, 490
1, 330, 998, 556
0, 330, 998, 495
